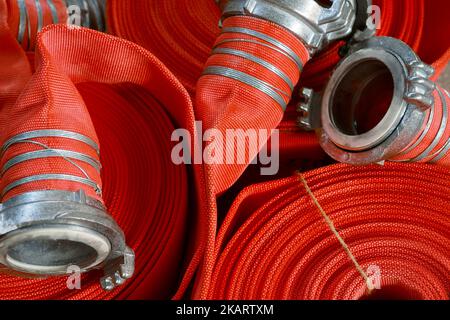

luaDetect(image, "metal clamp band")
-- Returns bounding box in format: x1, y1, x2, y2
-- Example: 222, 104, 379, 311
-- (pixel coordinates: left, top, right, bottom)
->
410, 88, 448, 162
46, 0, 59, 23
35, 0, 43, 34
214, 38, 303, 73
221, 27, 304, 71
2, 174, 101, 198
212, 47, 295, 92
2, 130, 100, 155
2, 149, 101, 176
17, 0, 28, 46
219, 0, 357, 54
203, 66, 288, 111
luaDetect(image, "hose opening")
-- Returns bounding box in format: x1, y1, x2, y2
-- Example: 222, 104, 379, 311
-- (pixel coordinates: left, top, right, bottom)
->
0, 225, 111, 275
7, 240, 97, 271
331, 59, 394, 136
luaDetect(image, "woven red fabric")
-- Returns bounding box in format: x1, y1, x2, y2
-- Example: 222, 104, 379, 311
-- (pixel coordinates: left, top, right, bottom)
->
0, 24, 212, 300
196, 16, 309, 194
0, 0, 31, 109
204, 163, 450, 300
107, 0, 221, 96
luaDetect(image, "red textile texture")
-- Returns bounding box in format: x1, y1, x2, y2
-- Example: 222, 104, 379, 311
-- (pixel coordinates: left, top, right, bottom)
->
195, 16, 310, 194
204, 163, 450, 300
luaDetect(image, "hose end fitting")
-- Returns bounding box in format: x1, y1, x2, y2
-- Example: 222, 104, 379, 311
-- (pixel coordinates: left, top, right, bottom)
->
218, 0, 358, 55
320, 36, 436, 164
0, 190, 134, 290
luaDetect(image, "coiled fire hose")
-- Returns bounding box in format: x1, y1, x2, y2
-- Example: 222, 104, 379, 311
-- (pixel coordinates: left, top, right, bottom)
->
205, 163, 450, 300
317, 36, 450, 166
0, 24, 207, 300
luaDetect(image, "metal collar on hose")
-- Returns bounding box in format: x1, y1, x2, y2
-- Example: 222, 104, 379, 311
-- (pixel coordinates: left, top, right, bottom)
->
318, 36, 437, 164
217, 0, 358, 54
0, 190, 134, 290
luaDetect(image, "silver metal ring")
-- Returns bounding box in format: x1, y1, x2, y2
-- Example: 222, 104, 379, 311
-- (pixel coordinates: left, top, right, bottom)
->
395, 101, 435, 161
0, 190, 134, 289
17, 0, 27, 45
214, 38, 303, 72
35, 0, 43, 33
2, 174, 101, 198
203, 66, 287, 110
2, 130, 100, 155
320, 37, 435, 165
46, 0, 59, 24
221, 27, 304, 71
212, 47, 294, 92
410, 88, 448, 161
2, 149, 101, 176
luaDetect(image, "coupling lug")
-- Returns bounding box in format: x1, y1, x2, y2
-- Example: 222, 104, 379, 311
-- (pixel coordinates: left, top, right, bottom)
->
404, 61, 436, 110
297, 88, 323, 131
100, 246, 135, 291
218, 0, 357, 55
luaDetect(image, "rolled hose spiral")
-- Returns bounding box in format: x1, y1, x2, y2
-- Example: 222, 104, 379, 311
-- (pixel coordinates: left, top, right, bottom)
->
203, 163, 450, 300
0, 24, 203, 300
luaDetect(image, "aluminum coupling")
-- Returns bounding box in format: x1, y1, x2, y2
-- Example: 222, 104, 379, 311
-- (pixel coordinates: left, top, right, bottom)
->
217, 0, 361, 54
318, 36, 450, 165
0, 190, 134, 290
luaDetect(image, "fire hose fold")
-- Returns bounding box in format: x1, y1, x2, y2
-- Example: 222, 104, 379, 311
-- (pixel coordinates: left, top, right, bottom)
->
205, 163, 450, 300
0, 24, 199, 300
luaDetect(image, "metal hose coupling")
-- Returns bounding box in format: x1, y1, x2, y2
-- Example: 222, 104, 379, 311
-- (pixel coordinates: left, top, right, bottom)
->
217, 0, 359, 55
311, 36, 450, 165
0, 135, 134, 291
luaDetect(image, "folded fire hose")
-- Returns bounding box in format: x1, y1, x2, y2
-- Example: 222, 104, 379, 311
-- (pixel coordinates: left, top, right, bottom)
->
0, 21, 213, 299
0, 0, 448, 300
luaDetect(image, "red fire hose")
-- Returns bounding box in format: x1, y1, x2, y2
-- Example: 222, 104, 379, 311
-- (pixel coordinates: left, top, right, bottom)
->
204, 163, 450, 300
107, 0, 450, 182
196, 15, 310, 193
0, 24, 211, 300
0, 0, 448, 301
